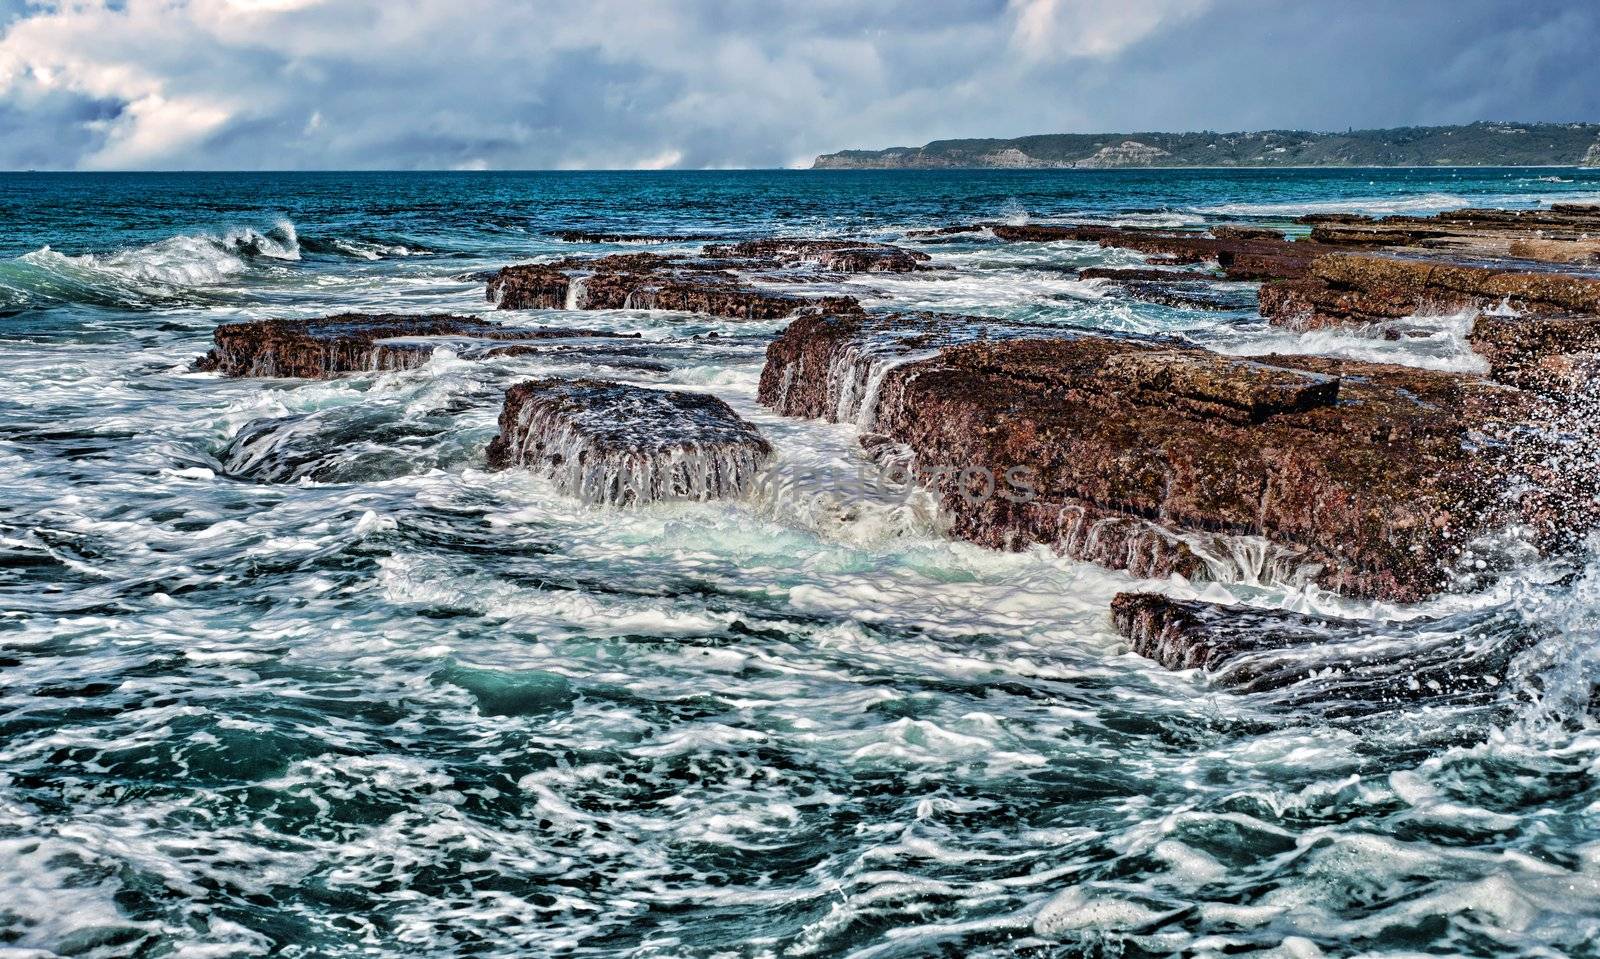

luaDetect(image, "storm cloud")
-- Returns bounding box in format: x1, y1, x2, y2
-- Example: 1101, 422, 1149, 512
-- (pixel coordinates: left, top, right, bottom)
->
0, 0, 1596, 170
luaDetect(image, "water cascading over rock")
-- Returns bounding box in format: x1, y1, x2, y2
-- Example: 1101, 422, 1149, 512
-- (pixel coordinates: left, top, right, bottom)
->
760, 311, 1553, 601
486, 252, 863, 319
487, 379, 773, 506
193, 314, 629, 378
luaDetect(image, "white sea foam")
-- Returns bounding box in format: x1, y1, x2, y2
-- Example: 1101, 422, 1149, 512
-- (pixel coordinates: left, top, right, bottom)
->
0, 220, 302, 310
5, 180, 1600, 959
1197, 189, 1600, 218
1195, 191, 1476, 217
1205, 308, 1490, 372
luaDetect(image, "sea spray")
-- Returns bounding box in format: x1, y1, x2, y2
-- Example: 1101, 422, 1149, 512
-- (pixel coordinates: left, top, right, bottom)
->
8, 168, 1600, 958
0, 220, 300, 310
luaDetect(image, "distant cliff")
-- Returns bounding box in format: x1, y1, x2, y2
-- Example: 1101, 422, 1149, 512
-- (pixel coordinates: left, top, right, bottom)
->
813, 122, 1600, 169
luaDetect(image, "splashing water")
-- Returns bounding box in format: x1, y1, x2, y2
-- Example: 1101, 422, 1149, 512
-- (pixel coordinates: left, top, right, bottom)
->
3, 168, 1600, 958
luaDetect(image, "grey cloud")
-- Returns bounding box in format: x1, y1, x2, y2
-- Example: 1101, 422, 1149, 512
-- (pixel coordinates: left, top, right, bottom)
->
0, 0, 1595, 170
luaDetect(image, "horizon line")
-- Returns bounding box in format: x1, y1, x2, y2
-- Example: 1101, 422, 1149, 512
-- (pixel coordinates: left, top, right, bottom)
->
2, 163, 1595, 174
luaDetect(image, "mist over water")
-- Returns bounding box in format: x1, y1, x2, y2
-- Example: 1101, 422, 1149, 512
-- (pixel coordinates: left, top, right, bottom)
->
2, 169, 1599, 958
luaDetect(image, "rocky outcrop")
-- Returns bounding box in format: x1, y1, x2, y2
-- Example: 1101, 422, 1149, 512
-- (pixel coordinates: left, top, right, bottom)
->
1109, 592, 1530, 712
487, 250, 868, 319
487, 379, 772, 506
1468, 313, 1600, 395
1302, 205, 1600, 262
194, 314, 625, 379
701, 239, 931, 273
1259, 252, 1600, 330
488, 253, 861, 319
761, 314, 1541, 601
757, 311, 1079, 423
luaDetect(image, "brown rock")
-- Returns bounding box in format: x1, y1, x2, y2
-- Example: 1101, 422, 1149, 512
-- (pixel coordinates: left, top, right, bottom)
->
1259, 252, 1600, 330
1211, 226, 1287, 242
1470, 313, 1600, 395
1509, 238, 1600, 264
488, 252, 863, 319
761, 315, 1539, 601
194, 314, 627, 379
1303, 205, 1600, 262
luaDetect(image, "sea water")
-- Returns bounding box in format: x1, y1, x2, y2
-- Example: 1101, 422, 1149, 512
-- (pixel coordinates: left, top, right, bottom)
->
2, 168, 1600, 957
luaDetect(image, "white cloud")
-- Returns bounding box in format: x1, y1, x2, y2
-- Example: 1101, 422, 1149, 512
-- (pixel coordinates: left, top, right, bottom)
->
1009, 0, 1210, 59
84, 92, 232, 168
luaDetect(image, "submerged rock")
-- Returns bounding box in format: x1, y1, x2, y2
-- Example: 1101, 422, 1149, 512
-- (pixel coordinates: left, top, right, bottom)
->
1077, 267, 1222, 282
216, 404, 474, 484
908, 222, 1323, 281
194, 314, 624, 379
702, 238, 931, 273
487, 253, 861, 319
548, 230, 717, 244
761, 313, 1540, 600
1078, 266, 1257, 311
1110, 592, 1531, 714
487, 379, 772, 506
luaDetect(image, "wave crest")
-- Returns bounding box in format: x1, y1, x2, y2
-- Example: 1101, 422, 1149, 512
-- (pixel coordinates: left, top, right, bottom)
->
0, 221, 300, 311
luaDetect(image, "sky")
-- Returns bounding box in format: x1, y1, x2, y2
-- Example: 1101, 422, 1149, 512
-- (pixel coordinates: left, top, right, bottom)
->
1, 0, 1598, 170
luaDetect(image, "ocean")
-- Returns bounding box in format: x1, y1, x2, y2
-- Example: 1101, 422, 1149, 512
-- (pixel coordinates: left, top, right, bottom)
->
3, 168, 1600, 958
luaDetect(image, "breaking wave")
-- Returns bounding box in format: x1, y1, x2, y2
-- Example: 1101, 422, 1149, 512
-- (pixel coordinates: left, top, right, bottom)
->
7, 169, 1600, 958
298, 233, 433, 260
0, 222, 439, 312
0, 221, 301, 310
1197, 189, 1600, 218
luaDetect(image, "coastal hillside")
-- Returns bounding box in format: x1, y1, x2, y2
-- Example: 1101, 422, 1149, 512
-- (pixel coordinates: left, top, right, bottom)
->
814, 122, 1600, 169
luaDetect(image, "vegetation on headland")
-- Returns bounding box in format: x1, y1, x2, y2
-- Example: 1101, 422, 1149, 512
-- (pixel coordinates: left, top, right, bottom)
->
813, 122, 1600, 169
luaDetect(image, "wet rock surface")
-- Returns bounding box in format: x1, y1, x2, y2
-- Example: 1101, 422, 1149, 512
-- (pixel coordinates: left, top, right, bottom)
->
1302, 205, 1600, 262
1110, 592, 1531, 715
1469, 313, 1600, 394
194, 314, 627, 379
1259, 252, 1600, 330
762, 313, 1539, 600
486, 379, 772, 506
702, 238, 931, 273
1188, 203, 1600, 403
757, 310, 1078, 422
488, 252, 863, 319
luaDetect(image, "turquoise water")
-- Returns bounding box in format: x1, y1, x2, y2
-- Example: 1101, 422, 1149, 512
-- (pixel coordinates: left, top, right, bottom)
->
2, 169, 1600, 958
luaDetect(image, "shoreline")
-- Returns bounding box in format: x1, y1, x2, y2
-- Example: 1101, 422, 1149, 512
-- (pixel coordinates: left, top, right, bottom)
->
806, 163, 1594, 171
